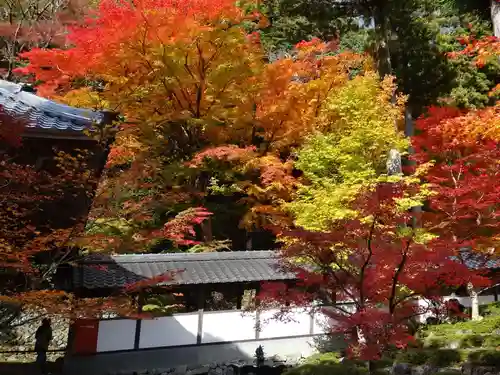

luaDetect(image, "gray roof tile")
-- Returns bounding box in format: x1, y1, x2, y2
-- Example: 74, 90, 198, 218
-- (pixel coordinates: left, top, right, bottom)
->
0, 80, 104, 134
74, 251, 296, 289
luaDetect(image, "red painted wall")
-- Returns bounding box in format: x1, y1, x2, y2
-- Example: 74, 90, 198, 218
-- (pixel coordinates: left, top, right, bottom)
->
72, 319, 99, 355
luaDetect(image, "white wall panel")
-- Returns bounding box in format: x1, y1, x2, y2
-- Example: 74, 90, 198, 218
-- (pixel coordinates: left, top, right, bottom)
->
139, 313, 199, 349
260, 308, 310, 339
97, 319, 136, 352
202, 311, 256, 343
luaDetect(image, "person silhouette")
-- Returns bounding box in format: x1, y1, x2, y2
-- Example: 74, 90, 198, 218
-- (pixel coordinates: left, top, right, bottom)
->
35, 318, 52, 375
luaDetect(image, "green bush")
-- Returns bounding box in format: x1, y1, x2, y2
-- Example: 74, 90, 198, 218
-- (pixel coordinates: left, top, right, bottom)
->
428, 349, 462, 367
396, 349, 462, 367
423, 335, 448, 349
438, 371, 461, 375
302, 352, 340, 365
285, 352, 369, 375
284, 361, 368, 375
396, 350, 431, 365
483, 335, 500, 348
480, 302, 500, 317
468, 350, 500, 366
422, 315, 500, 337
460, 334, 485, 348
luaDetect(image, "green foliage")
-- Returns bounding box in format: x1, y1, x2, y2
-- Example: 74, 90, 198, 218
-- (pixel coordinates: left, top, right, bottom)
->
438, 371, 461, 375
422, 315, 500, 337
258, 0, 500, 110
396, 350, 431, 365
483, 336, 500, 348
286, 73, 408, 230
395, 349, 463, 367
301, 352, 341, 365
480, 302, 500, 317
142, 293, 185, 316
285, 355, 368, 375
258, 0, 358, 52
460, 334, 485, 348
468, 350, 500, 366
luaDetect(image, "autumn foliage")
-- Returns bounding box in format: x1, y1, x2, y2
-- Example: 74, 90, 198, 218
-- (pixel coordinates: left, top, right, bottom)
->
0, 107, 98, 311
8, 0, 500, 360
258, 182, 490, 359
411, 103, 500, 253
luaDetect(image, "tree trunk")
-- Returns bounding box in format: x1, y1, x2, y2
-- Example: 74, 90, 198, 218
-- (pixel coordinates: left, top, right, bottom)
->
372, 3, 393, 78
201, 217, 213, 242
492, 0, 500, 37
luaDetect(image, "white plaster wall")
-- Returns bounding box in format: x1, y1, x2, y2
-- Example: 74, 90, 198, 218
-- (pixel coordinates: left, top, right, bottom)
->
259, 308, 310, 339
202, 311, 256, 343
97, 319, 136, 352
313, 311, 331, 334
139, 313, 199, 349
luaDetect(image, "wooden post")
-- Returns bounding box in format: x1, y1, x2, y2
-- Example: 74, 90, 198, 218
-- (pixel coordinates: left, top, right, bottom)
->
255, 284, 261, 339
134, 293, 144, 350
309, 311, 315, 335
197, 287, 205, 344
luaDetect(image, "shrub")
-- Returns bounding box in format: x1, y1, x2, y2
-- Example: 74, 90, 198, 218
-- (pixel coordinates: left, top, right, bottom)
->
483, 335, 500, 348
396, 349, 462, 367
428, 349, 462, 367
284, 361, 368, 375
424, 335, 448, 349
480, 302, 500, 317
460, 334, 485, 348
302, 352, 340, 365
421, 314, 500, 338
396, 350, 431, 365
468, 350, 500, 366
438, 371, 461, 375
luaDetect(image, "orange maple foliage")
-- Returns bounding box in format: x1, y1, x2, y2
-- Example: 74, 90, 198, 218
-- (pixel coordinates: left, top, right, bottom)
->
449, 35, 500, 96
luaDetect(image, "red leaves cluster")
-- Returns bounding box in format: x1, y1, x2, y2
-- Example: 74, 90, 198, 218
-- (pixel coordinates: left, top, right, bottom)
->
188, 145, 257, 167
448, 34, 500, 95
158, 207, 212, 246
0, 107, 99, 305
450, 35, 500, 68
259, 182, 490, 358
333, 308, 417, 360
412, 105, 500, 252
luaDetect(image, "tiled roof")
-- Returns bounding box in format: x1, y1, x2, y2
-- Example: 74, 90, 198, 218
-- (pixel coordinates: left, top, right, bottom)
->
454, 250, 500, 270
73, 251, 296, 289
0, 80, 104, 135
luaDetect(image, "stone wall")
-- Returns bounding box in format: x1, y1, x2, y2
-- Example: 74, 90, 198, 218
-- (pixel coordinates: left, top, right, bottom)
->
0, 309, 69, 357
106, 356, 299, 375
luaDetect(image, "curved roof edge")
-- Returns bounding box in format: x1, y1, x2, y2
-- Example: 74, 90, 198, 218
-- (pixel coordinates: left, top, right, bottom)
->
0, 80, 108, 138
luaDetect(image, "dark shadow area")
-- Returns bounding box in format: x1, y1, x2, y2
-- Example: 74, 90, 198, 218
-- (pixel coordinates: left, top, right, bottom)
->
0, 356, 64, 375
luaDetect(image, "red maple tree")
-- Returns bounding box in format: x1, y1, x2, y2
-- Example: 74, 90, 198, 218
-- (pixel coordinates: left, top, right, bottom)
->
258, 182, 488, 360
411, 104, 500, 255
